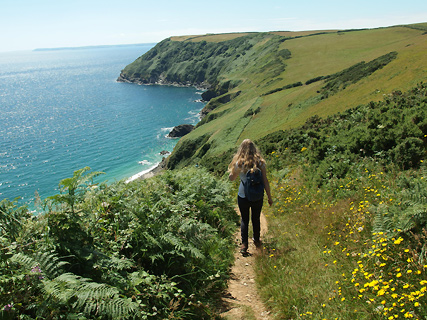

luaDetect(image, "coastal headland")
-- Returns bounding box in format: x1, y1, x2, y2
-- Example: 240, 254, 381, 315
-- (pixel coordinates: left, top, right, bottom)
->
118, 24, 427, 175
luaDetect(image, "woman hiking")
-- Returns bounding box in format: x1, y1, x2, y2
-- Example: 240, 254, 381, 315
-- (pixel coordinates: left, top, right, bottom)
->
228, 139, 273, 253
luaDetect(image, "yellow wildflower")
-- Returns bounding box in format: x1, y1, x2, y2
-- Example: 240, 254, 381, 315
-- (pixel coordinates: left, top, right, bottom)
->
394, 237, 403, 244
378, 289, 386, 296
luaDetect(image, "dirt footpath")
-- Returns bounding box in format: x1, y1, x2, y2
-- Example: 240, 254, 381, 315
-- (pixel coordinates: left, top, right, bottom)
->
220, 212, 271, 320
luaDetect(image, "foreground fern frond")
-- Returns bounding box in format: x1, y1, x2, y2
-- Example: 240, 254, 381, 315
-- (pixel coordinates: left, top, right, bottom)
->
10, 251, 68, 279
44, 273, 141, 319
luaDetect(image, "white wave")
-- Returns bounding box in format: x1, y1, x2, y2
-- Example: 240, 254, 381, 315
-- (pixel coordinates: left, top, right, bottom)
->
185, 111, 202, 123
125, 163, 159, 183
138, 160, 152, 165
161, 127, 174, 132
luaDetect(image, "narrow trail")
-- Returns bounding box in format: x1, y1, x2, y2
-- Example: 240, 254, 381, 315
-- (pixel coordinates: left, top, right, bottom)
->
220, 212, 271, 320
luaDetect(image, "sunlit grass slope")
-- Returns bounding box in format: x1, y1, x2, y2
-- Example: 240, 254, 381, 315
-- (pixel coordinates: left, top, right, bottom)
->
253, 83, 427, 318
258, 160, 427, 319
167, 24, 427, 173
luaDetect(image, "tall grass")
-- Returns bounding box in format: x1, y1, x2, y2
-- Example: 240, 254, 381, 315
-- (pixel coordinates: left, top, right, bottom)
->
253, 82, 427, 319
257, 155, 427, 319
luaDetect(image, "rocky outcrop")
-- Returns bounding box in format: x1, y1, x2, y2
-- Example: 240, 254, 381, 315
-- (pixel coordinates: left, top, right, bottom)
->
117, 72, 210, 89
167, 124, 194, 138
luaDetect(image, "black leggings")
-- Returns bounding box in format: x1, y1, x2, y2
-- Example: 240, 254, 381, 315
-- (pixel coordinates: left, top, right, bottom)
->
238, 196, 263, 244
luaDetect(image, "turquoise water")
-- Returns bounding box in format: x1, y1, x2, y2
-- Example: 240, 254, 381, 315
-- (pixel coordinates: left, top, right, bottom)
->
0, 45, 203, 207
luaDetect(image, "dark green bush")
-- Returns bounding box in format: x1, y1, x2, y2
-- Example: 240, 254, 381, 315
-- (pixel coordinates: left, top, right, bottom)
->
262, 81, 303, 96
392, 137, 425, 169
305, 75, 329, 85
278, 48, 292, 59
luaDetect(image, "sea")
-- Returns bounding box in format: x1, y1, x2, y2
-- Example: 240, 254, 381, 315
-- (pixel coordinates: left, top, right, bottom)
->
0, 44, 204, 209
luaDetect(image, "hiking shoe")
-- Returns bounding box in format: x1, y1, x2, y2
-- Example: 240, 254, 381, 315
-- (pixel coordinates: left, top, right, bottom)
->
253, 239, 262, 248
240, 242, 248, 253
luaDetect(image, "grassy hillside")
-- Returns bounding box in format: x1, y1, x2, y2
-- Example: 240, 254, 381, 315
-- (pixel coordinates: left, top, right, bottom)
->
118, 23, 427, 175
254, 83, 427, 319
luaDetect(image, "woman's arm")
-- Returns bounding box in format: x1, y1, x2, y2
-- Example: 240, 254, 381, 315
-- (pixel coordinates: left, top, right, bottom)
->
261, 165, 273, 206
229, 166, 240, 181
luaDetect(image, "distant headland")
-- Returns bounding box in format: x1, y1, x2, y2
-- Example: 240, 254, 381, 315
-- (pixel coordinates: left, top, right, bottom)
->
33, 43, 157, 52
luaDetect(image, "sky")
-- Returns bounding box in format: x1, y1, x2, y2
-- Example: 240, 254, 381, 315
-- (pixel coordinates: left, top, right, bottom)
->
1, 0, 426, 52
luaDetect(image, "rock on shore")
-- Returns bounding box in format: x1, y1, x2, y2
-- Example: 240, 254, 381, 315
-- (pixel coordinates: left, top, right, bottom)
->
167, 124, 194, 138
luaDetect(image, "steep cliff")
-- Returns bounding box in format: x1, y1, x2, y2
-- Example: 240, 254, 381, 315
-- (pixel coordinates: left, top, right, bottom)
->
118, 34, 261, 89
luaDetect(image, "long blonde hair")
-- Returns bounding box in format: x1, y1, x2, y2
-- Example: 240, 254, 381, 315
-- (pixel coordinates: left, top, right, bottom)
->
228, 139, 265, 173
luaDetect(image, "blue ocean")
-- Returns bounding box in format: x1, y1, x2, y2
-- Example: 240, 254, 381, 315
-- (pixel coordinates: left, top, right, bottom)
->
0, 45, 204, 208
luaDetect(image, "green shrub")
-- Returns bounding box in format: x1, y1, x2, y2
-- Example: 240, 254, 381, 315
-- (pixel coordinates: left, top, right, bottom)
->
305, 75, 330, 85
0, 167, 238, 319
392, 137, 425, 169
262, 81, 303, 96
